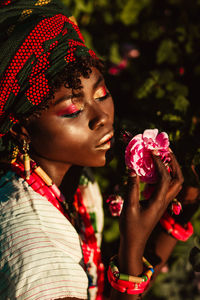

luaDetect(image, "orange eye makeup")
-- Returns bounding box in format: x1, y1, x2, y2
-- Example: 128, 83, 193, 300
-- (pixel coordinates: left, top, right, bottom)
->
56, 85, 110, 119
94, 86, 108, 99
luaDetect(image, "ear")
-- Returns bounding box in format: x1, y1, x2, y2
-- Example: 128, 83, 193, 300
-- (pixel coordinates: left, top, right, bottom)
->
9, 123, 30, 145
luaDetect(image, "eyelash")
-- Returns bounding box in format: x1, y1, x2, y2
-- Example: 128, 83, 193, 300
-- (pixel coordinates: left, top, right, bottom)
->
96, 91, 110, 102
62, 91, 110, 118
62, 110, 82, 118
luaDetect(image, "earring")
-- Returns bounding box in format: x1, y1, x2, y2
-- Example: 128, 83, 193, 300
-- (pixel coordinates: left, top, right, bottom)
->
11, 145, 19, 164
22, 140, 30, 180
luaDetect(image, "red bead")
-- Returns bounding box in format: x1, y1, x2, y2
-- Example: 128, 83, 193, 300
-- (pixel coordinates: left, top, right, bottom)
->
160, 212, 193, 241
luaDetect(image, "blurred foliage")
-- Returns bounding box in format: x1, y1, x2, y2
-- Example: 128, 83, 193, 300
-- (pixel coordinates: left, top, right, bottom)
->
63, 0, 200, 298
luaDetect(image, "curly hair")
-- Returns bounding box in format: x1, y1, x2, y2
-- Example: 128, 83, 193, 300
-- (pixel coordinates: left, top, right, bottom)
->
0, 56, 104, 163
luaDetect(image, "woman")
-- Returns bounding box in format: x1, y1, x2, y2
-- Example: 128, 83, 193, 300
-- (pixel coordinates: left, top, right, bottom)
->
0, 1, 186, 299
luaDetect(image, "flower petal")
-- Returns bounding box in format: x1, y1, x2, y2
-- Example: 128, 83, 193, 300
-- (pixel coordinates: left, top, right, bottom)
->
156, 132, 169, 148
143, 129, 158, 141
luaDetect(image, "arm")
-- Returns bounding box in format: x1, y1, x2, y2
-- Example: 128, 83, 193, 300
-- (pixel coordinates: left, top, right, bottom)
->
58, 153, 184, 300
145, 225, 177, 279
109, 151, 183, 300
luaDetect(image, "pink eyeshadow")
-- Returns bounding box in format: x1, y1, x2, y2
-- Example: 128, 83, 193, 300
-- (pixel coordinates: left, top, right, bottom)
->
57, 104, 78, 116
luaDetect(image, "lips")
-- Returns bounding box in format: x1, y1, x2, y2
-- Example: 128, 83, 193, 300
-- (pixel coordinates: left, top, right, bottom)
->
96, 132, 114, 148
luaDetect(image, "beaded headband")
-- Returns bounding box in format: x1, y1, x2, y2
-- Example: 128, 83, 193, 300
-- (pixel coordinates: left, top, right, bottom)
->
0, 0, 97, 137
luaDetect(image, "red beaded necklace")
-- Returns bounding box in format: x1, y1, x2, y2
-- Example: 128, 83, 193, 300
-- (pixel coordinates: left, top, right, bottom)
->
11, 157, 104, 299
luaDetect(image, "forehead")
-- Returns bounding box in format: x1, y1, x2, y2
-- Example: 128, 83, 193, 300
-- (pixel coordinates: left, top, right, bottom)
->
52, 67, 104, 104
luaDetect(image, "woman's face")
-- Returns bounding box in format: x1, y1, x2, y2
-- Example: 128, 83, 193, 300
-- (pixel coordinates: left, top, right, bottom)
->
27, 67, 114, 169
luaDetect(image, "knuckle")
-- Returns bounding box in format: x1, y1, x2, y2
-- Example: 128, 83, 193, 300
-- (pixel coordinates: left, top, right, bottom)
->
176, 175, 184, 186
161, 171, 171, 184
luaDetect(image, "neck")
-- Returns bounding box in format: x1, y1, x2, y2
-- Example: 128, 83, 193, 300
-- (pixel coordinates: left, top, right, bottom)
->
31, 154, 71, 187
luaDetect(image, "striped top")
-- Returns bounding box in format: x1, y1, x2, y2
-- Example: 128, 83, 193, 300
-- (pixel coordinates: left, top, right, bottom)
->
0, 171, 91, 300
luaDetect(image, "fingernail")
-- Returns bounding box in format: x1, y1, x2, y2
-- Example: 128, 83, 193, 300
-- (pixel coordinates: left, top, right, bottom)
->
129, 171, 137, 177
168, 147, 173, 153
152, 150, 159, 156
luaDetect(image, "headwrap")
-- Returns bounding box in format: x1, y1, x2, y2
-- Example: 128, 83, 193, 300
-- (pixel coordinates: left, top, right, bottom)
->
0, 0, 97, 138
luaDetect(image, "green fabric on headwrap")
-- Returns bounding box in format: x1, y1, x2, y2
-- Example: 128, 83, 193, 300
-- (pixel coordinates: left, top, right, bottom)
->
0, 0, 97, 138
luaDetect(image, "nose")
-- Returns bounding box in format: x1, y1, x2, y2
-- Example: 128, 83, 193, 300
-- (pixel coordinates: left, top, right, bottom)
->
89, 103, 110, 130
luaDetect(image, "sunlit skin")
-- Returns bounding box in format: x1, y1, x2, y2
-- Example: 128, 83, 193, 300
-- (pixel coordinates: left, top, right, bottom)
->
15, 67, 185, 300
25, 68, 114, 186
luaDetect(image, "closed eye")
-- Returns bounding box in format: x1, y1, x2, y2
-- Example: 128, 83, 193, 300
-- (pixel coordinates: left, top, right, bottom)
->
94, 86, 111, 101
58, 104, 83, 118
96, 92, 111, 102
62, 110, 82, 118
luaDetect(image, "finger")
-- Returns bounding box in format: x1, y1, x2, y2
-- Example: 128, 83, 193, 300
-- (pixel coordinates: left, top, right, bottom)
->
166, 152, 184, 201
125, 172, 140, 207
169, 152, 183, 182
151, 150, 171, 202
166, 184, 182, 204
141, 152, 171, 223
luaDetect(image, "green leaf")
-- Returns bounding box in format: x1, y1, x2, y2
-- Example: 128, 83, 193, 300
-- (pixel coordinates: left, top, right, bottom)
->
120, 0, 151, 25
173, 95, 190, 113
162, 114, 183, 122
166, 82, 188, 97
157, 39, 178, 64
137, 77, 156, 98
176, 27, 186, 42
103, 218, 120, 242
103, 11, 114, 24
156, 87, 165, 98
109, 42, 121, 64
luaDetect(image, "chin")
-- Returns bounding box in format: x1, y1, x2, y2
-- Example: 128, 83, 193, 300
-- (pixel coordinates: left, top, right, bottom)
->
94, 159, 107, 167
88, 157, 107, 168
95, 152, 114, 167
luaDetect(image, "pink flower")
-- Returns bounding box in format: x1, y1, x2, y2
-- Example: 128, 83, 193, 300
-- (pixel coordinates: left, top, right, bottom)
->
106, 195, 124, 217
108, 66, 120, 75
179, 67, 185, 76
171, 200, 182, 215
125, 129, 170, 183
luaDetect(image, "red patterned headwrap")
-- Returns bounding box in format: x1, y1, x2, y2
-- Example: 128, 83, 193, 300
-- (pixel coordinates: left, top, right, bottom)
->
0, 0, 97, 138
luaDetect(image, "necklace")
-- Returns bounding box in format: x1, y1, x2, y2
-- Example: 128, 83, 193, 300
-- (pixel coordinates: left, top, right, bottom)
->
11, 157, 104, 299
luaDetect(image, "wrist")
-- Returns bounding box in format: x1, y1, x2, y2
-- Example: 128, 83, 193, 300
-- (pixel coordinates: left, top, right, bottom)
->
118, 246, 144, 276
119, 236, 146, 259
107, 255, 154, 295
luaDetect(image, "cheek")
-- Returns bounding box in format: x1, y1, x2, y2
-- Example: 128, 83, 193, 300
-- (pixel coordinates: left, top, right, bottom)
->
108, 99, 115, 120
28, 117, 88, 158
28, 117, 62, 154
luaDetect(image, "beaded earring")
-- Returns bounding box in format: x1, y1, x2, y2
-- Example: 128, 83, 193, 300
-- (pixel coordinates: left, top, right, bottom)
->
170, 198, 182, 215
11, 145, 19, 163
22, 140, 30, 180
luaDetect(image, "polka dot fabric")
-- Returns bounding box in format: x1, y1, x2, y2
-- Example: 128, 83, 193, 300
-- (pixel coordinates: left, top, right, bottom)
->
0, 0, 97, 137
0, 0, 11, 7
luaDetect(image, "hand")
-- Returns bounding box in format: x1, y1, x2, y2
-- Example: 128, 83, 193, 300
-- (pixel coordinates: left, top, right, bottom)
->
118, 151, 183, 274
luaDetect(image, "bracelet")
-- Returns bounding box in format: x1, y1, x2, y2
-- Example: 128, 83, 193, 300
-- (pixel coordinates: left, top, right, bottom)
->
107, 255, 154, 295
160, 211, 193, 241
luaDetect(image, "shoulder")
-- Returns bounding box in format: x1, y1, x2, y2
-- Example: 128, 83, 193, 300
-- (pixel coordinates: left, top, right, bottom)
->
0, 171, 88, 300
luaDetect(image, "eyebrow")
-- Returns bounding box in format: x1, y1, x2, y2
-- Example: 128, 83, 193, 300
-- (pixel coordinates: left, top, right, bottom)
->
54, 74, 104, 106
